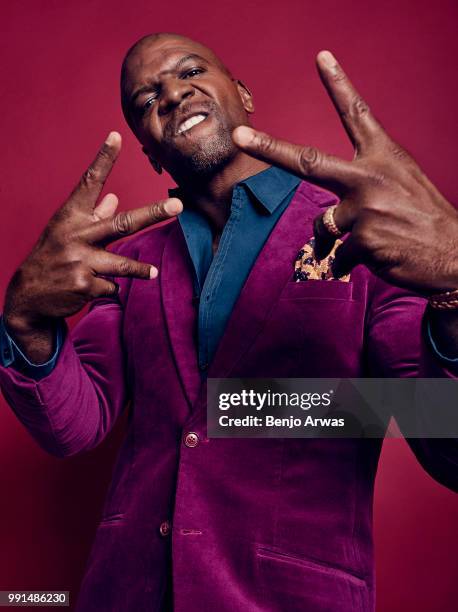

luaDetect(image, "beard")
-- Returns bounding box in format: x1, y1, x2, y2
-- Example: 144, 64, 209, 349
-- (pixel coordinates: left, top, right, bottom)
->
185, 122, 235, 175
163, 101, 238, 180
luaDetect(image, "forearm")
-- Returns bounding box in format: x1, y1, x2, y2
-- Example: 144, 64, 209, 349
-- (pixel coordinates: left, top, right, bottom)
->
367, 277, 458, 490
0, 302, 127, 457
0, 335, 103, 457
406, 308, 458, 491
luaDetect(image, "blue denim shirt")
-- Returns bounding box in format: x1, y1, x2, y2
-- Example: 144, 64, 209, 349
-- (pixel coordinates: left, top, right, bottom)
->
175, 165, 300, 372
1, 166, 456, 378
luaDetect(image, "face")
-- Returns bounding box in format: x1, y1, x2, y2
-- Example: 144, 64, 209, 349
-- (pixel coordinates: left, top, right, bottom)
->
121, 36, 254, 181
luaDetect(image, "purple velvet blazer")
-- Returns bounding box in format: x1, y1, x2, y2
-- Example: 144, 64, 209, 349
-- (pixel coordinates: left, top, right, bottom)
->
1, 181, 457, 612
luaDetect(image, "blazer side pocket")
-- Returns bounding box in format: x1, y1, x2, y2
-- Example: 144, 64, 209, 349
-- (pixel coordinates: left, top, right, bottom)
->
256, 546, 366, 587
255, 545, 368, 612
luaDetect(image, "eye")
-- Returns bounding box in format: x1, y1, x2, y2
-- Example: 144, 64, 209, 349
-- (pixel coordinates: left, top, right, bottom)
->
142, 95, 157, 111
182, 67, 205, 79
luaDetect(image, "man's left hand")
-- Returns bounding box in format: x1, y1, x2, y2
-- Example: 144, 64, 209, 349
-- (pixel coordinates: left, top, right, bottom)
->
232, 51, 458, 295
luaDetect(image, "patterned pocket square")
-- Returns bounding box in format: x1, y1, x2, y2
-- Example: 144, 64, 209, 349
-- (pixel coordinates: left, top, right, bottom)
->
294, 237, 351, 282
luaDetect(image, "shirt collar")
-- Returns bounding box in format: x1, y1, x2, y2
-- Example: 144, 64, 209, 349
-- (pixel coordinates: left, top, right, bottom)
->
239, 165, 301, 214
168, 166, 300, 214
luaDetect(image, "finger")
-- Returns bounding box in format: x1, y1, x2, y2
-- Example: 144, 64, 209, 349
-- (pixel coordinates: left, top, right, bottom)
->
313, 214, 339, 261
313, 200, 358, 259
316, 51, 382, 152
90, 277, 120, 299
331, 235, 365, 278
232, 126, 361, 196
79, 198, 183, 245
69, 132, 122, 211
92, 251, 158, 280
93, 193, 119, 220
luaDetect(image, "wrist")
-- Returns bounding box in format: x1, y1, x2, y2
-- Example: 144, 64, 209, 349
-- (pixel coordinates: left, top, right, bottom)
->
3, 311, 49, 336
1, 314, 58, 365
2, 310, 57, 353
427, 248, 458, 296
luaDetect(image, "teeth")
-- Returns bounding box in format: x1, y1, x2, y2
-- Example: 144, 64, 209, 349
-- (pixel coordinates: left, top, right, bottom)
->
177, 114, 206, 134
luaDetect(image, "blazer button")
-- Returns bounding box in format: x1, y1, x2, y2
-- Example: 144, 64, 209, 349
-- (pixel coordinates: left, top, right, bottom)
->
159, 521, 171, 537
184, 432, 199, 448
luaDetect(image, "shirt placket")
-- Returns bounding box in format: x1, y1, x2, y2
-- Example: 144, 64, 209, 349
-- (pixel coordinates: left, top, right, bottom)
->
197, 188, 244, 375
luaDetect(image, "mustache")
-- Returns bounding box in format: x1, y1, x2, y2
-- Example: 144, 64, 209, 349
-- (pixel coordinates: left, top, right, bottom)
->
163, 100, 220, 140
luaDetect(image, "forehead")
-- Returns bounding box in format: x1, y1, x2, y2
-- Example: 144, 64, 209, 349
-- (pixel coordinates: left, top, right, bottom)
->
123, 37, 222, 89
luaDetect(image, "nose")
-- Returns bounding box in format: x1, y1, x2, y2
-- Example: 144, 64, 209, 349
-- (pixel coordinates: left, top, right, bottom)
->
158, 78, 194, 115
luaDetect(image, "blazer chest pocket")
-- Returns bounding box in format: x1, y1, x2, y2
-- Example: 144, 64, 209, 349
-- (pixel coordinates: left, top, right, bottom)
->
281, 279, 354, 301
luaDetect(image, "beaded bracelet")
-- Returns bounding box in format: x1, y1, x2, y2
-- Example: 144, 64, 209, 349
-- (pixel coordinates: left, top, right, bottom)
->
429, 288, 458, 310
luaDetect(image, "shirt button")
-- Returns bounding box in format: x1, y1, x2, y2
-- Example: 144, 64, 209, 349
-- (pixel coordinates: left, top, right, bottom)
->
159, 521, 171, 537
184, 432, 199, 448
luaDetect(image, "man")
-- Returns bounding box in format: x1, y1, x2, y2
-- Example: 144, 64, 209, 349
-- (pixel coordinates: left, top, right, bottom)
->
0, 32, 457, 611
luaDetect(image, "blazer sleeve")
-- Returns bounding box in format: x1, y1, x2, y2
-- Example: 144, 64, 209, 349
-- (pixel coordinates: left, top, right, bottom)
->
366, 276, 458, 491
0, 293, 127, 458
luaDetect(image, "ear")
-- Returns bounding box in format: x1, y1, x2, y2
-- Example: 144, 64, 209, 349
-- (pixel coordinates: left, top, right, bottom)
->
142, 146, 163, 175
235, 79, 255, 114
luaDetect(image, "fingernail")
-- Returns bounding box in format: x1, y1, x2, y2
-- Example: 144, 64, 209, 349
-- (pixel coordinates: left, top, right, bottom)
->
165, 198, 183, 215
150, 266, 158, 279
318, 50, 338, 74
105, 131, 120, 145
233, 125, 255, 147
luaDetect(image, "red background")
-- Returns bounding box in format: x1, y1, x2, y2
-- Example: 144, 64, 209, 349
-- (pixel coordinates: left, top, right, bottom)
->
1, 1, 457, 610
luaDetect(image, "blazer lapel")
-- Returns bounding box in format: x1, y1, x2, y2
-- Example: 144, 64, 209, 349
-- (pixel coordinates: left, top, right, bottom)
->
160, 221, 202, 409
209, 181, 336, 378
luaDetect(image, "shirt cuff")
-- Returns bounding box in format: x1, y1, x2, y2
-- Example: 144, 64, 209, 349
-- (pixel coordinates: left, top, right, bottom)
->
426, 318, 458, 363
0, 315, 63, 380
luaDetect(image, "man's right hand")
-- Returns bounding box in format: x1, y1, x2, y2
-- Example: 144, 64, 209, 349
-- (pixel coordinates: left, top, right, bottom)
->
3, 131, 182, 363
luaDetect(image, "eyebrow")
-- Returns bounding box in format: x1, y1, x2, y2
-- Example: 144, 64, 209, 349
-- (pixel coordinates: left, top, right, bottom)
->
129, 53, 209, 105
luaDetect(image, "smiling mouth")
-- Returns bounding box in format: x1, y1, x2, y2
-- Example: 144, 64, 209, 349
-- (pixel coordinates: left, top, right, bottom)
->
176, 113, 208, 135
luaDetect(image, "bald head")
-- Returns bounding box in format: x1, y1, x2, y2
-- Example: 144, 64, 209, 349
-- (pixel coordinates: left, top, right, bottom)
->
122, 33, 231, 73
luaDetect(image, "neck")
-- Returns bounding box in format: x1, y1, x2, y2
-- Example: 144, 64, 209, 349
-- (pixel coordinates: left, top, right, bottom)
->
175, 152, 270, 235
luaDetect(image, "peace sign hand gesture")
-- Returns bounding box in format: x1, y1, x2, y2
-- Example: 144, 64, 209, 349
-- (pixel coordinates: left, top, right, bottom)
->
233, 51, 458, 296
3, 132, 182, 362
